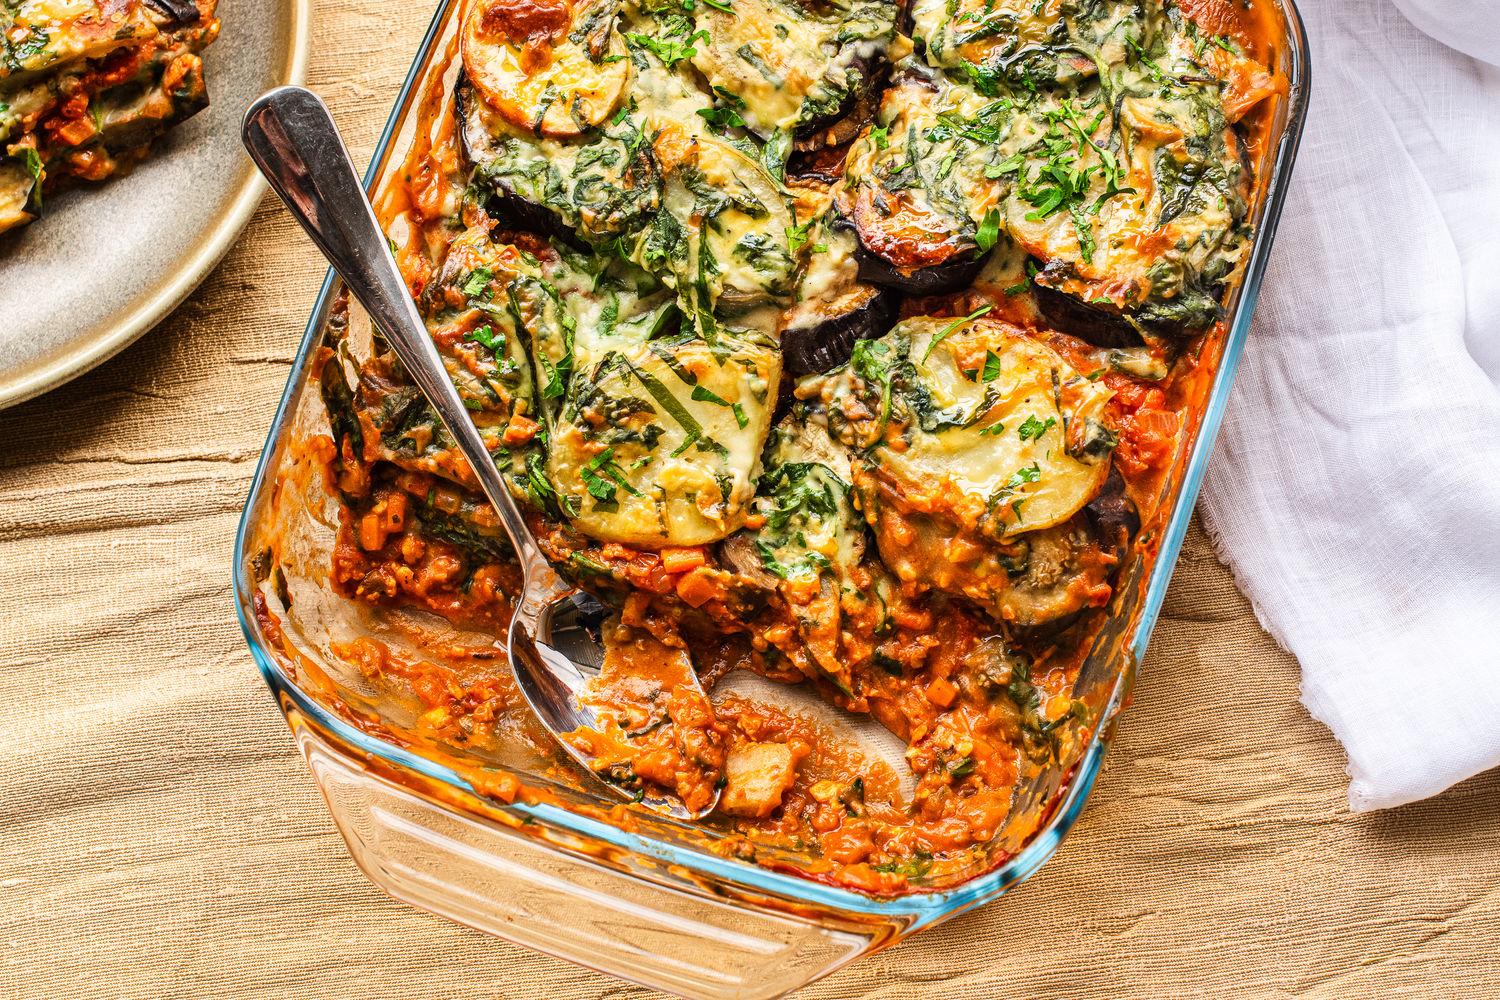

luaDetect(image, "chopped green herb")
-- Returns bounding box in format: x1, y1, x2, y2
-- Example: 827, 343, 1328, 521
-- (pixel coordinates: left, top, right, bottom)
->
691, 385, 750, 429
785, 221, 815, 255
981, 350, 1003, 382
463, 325, 501, 351
697, 105, 746, 131
1017, 414, 1056, 442
975, 207, 1001, 254
628, 29, 708, 68
872, 849, 933, 878
947, 756, 976, 777
460, 267, 494, 297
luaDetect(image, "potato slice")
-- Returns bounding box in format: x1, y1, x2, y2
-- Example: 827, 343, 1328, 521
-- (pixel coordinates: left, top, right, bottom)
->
460, 0, 630, 138
822, 316, 1114, 539
547, 335, 780, 547
651, 129, 800, 308
879, 316, 1114, 537
687, 0, 893, 137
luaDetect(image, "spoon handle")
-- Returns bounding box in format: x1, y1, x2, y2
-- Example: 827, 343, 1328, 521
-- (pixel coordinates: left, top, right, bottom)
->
242, 86, 547, 572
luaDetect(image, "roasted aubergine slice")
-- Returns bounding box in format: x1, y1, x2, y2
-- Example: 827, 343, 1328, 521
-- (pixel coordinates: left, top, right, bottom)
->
841, 22, 1275, 332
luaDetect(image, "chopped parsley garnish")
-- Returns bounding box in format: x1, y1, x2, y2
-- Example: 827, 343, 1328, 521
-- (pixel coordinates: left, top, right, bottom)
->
991, 462, 1042, 518
698, 105, 746, 131
1017, 414, 1056, 442
980, 350, 1004, 382
628, 29, 708, 68
460, 267, 494, 297
1010, 101, 1133, 259
785, 221, 815, 255
1005, 260, 1039, 297
947, 756, 977, 777
463, 324, 501, 351
1006, 463, 1041, 489
975, 207, 1002, 254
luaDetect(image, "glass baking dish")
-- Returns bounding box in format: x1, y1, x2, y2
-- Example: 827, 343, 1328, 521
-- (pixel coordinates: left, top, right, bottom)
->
233, 3, 1310, 996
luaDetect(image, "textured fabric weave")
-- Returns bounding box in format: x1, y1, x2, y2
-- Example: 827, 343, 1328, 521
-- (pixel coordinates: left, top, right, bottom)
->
1200, 0, 1500, 811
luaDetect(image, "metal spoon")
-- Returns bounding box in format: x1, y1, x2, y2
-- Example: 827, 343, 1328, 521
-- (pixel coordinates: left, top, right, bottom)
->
242, 85, 719, 820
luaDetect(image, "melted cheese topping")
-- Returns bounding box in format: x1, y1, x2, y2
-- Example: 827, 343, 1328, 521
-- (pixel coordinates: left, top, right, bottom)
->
689, 0, 895, 135
909, 0, 1069, 76
324, 0, 1283, 889
461, 0, 633, 139
550, 336, 779, 545
752, 415, 864, 582
845, 4, 1269, 325
886, 317, 1113, 537
2, 0, 156, 81
656, 129, 799, 307
822, 316, 1113, 538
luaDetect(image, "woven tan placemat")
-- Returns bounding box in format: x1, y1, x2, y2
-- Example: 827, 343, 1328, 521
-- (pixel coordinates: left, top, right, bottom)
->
4, 3, 1500, 996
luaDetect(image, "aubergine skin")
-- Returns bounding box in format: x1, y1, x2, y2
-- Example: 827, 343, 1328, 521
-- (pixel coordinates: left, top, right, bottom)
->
1083, 467, 1141, 568
853, 238, 987, 295
1031, 281, 1146, 350
454, 75, 487, 167
142, 0, 202, 23
1005, 474, 1139, 637
781, 285, 898, 375
786, 144, 850, 185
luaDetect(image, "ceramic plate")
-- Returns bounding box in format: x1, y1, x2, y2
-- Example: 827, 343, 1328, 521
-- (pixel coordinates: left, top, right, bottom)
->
0, 0, 311, 409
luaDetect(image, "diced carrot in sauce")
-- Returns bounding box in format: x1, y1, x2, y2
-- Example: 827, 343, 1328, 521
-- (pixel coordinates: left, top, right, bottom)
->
358, 512, 386, 552
380, 491, 408, 533
660, 546, 707, 574
674, 567, 719, 608
925, 677, 958, 708
502, 413, 539, 446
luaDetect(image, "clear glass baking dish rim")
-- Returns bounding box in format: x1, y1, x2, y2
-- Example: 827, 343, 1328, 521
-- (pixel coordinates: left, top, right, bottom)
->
231, 0, 1311, 923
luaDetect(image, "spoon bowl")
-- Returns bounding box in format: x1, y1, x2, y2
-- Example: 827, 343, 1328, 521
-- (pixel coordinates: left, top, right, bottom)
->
241, 85, 721, 821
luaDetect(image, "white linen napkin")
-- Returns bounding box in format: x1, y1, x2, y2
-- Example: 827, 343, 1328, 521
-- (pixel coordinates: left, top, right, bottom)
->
1198, 0, 1500, 811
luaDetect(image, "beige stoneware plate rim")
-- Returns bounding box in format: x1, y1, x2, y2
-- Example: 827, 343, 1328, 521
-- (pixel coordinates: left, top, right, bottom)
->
0, 0, 313, 410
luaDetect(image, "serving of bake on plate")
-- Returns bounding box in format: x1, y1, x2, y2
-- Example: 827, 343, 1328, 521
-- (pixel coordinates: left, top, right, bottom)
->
0, 0, 308, 409
250, 0, 1300, 904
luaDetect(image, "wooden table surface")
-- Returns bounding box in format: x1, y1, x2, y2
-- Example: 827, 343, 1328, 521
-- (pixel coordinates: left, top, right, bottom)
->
5, 3, 1500, 997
